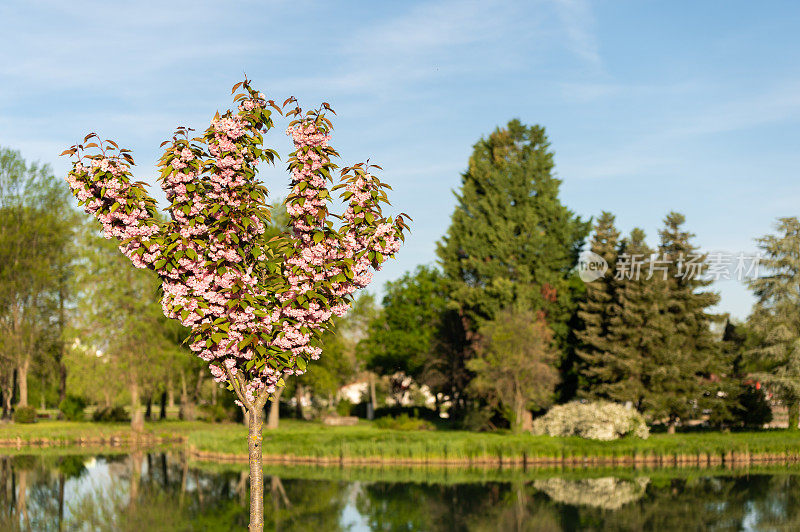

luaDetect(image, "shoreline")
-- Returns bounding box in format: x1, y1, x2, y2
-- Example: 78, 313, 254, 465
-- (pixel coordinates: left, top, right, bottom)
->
188, 446, 800, 469
3, 421, 800, 470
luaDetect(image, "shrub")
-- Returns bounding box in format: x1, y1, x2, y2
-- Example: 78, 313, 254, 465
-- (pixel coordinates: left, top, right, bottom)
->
374, 413, 434, 431
737, 385, 773, 428
351, 403, 440, 421
336, 399, 353, 417
59, 395, 87, 421
199, 404, 236, 423
13, 406, 37, 424
532, 401, 649, 440
92, 406, 129, 422
459, 406, 496, 432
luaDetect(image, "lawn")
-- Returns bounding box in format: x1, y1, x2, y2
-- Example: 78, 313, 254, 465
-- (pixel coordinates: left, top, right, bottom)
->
4, 419, 800, 464
187, 419, 800, 462
0, 419, 207, 444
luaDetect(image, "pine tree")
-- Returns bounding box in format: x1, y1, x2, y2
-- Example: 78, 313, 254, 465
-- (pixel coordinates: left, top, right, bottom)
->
436, 119, 589, 365
747, 217, 800, 430
591, 227, 653, 407
641, 212, 720, 431
576, 212, 620, 394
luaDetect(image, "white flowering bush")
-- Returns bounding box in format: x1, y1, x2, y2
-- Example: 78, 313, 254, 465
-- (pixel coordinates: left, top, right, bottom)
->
531, 401, 649, 440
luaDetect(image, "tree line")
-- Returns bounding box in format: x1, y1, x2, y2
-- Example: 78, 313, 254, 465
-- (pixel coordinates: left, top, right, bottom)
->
358, 120, 795, 433
1, 116, 797, 433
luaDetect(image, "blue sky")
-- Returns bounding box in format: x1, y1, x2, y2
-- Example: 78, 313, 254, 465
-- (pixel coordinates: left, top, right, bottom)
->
2, 0, 799, 319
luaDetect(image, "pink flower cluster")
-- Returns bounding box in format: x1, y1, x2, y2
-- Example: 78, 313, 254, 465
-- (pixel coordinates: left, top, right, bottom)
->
64, 83, 407, 408
65, 157, 161, 266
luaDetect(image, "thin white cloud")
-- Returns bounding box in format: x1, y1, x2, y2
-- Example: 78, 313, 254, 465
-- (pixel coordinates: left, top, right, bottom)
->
561, 78, 800, 181
548, 0, 602, 67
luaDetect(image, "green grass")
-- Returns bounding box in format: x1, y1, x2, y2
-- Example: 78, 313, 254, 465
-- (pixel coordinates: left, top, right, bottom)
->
0, 419, 208, 443
187, 419, 800, 461
5, 419, 800, 464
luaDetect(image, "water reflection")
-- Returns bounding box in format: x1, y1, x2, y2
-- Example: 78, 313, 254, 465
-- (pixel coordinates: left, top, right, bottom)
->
0, 452, 799, 530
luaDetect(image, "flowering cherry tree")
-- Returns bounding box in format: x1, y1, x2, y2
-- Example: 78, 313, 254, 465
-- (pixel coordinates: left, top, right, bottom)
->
62, 79, 408, 531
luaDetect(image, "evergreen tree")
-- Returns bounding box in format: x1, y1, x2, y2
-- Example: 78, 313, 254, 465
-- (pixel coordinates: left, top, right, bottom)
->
436, 120, 589, 408
575, 212, 620, 394
747, 217, 800, 430
641, 212, 720, 430
437, 120, 589, 335
588, 227, 653, 406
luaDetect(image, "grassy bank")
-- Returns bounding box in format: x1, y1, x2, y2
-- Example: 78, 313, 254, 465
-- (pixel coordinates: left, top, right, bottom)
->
4, 419, 800, 466
0, 420, 206, 445
188, 420, 800, 464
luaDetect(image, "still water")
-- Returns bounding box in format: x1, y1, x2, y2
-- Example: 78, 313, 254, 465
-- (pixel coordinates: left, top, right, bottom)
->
0, 451, 798, 531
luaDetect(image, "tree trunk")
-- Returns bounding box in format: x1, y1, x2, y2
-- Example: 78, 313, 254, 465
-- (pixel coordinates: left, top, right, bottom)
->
788, 401, 799, 431
161, 453, 168, 487
57, 280, 67, 405
159, 391, 167, 421
267, 387, 283, 430
58, 473, 64, 532
194, 369, 205, 402
238, 470, 249, 506
179, 452, 189, 506
369, 373, 377, 407
129, 452, 142, 509
130, 383, 144, 431
294, 384, 304, 420
179, 372, 195, 421
369, 373, 377, 420
58, 361, 67, 405
667, 421, 677, 434
2, 372, 13, 419
40, 375, 46, 411
144, 395, 152, 421
519, 410, 533, 433
513, 395, 532, 433
247, 405, 264, 532
17, 470, 29, 530
16, 360, 29, 408
167, 382, 175, 409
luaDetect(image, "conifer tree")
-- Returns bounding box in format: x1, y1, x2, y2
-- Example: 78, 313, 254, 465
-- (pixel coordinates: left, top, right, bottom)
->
576, 212, 620, 394
747, 217, 800, 430
436, 120, 589, 388
587, 227, 653, 406
641, 212, 720, 431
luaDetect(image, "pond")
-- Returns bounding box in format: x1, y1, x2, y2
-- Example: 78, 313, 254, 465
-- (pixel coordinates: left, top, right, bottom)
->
0, 451, 798, 530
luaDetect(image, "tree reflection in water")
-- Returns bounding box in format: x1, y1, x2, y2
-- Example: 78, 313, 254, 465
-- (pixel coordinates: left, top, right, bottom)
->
0, 453, 799, 530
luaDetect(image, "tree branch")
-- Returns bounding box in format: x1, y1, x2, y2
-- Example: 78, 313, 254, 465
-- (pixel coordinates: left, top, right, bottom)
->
225, 367, 252, 411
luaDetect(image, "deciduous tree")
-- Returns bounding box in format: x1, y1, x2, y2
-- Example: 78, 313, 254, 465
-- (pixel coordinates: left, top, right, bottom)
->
62, 80, 407, 530
466, 308, 559, 432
